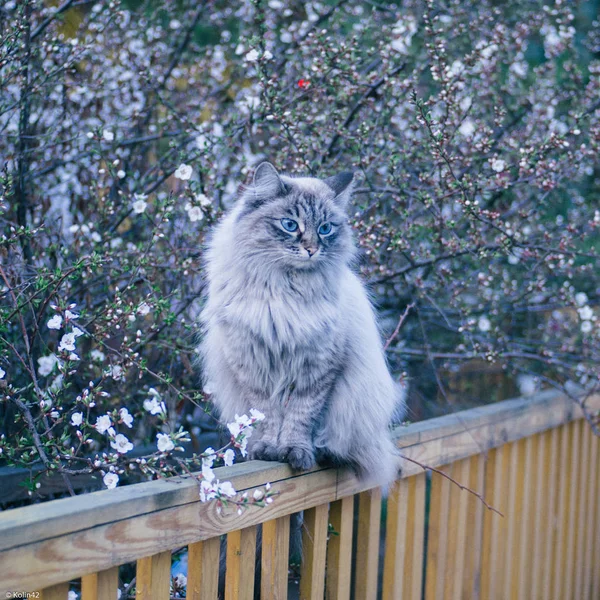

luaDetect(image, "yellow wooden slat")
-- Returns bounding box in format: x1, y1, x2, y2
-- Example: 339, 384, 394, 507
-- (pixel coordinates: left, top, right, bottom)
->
406, 474, 426, 600
261, 515, 290, 600
552, 421, 573, 597
82, 567, 120, 600
41, 583, 70, 600
481, 447, 500, 600
583, 426, 599, 600
299, 503, 329, 600
187, 538, 221, 600
381, 474, 426, 600
591, 431, 600, 599
225, 527, 257, 600
461, 454, 484, 600
326, 496, 354, 600
574, 421, 591, 600
517, 434, 538, 600
445, 460, 469, 600
354, 488, 382, 600
530, 431, 549, 600
425, 470, 451, 600
540, 427, 559, 600
136, 551, 171, 600
563, 420, 581, 599
503, 439, 526, 600
382, 479, 409, 600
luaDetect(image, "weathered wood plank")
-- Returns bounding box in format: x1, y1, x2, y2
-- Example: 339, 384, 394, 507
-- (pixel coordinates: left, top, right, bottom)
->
81, 567, 119, 600
3, 391, 599, 594
225, 527, 257, 600
136, 551, 171, 600
1, 390, 594, 557
354, 488, 382, 600
187, 538, 220, 600
299, 503, 329, 600
530, 431, 549, 600
462, 454, 484, 600
261, 516, 290, 600
325, 496, 353, 600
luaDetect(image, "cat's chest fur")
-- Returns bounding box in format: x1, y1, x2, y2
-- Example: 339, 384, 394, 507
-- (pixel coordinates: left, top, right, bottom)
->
216, 273, 340, 353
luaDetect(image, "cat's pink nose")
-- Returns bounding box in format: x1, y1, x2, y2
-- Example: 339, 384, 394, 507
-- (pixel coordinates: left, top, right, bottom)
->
305, 247, 318, 257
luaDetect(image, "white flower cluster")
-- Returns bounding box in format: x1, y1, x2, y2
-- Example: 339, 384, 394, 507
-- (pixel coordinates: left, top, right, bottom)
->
198, 409, 267, 508
575, 293, 596, 334
46, 305, 84, 361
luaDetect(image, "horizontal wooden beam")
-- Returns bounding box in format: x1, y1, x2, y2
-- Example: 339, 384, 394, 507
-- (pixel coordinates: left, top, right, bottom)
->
0, 390, 597, 593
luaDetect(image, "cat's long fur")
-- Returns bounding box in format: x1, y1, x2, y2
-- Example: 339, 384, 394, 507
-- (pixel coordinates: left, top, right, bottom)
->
199, 163, 405, 486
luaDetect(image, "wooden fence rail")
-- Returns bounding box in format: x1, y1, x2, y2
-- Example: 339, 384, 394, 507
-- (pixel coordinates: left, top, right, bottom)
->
1, 389, 599, 599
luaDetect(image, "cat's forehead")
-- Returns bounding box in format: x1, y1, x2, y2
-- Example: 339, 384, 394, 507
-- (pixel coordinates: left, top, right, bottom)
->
281, 176, 335, 199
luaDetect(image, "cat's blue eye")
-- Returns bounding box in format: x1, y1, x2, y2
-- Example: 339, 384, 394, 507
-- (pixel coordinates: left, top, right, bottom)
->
318, 222, 333, 236
281, 218, 299, 232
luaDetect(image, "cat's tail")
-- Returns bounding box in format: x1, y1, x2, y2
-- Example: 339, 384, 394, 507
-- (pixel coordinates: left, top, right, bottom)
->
352, 435, 403, 491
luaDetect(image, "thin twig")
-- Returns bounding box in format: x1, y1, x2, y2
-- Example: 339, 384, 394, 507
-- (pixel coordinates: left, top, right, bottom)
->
400, 453, 503, 517
383, 303, 414, 351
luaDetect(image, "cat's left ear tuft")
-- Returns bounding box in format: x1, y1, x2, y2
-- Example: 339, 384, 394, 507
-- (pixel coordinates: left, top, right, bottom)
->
252, 162, 287, 199
324, 171, 356, 207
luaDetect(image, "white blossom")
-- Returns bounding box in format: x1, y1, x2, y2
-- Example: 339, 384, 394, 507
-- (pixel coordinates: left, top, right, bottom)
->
250, 408, 265, 421
581, 320, 593, 334
174, 163, 193, 180
263, 50, 273, 60
157, 432, 175, 452
578, 306, 593, 321
65, 309, 79, 320
217, 481, 236, 497
478, 316, 491, 332
119, 407, 133, 428
0, 367, 5, 379
490, 158, 507, 173
199, 480, 217, 502
38, 354, 58, 377
575, 292, 588, 307
58, 332, 77, 352
95, 414, 112, 434
202, 463, 215, 482
132, 194, 148, 214
47, 315, 63, 330
72, 327, 85, 338
71, 412, 83, 426
103, 472, 119, 489
90, 349, 106, 362
223, 448, 235, 467
202, 448, 216, 467
137, 302, 151, 316
103, 130, 114, 142
184, 203, 204, 222
245, 49, 260, 62
68, 591, 77, 600
195, 193, 212, 207
111, 433, 134, 454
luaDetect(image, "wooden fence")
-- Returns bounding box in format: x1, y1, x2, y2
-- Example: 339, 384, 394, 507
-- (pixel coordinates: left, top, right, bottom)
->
1, 389, 600, 599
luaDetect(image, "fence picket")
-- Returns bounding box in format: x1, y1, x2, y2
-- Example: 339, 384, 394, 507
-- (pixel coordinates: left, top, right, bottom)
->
299, 503, 329, 600
354, 488, 382, 600
136, 551, 171, 600
261, 515, 290, 600
326, 496, 354, 600
382, 473, 426, 600
225, 527, 257, 600
425, 470, 451, 600
584, 426, 599, 600
187, 538, 221, 600
563, 420, 581, 599
574, 421, 591, 600
82, 568, 119, 600
41, 583, 69, 600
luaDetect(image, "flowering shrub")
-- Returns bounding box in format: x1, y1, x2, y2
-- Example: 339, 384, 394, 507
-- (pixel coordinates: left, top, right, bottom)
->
1, 0, 599, 503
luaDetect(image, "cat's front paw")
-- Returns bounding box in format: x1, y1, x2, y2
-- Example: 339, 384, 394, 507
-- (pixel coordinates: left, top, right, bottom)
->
250, 440, 280, 462
279, 446, 315, 471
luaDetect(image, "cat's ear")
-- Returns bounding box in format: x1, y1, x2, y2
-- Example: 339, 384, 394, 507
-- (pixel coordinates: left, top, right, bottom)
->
324, 171, 355, 208
251, 162, 287, 205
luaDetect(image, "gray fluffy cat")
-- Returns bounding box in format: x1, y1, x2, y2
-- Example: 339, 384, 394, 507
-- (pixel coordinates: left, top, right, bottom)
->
199, 163, 405, 486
